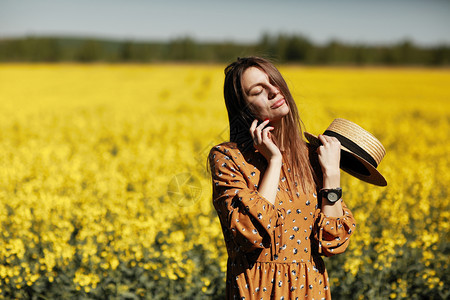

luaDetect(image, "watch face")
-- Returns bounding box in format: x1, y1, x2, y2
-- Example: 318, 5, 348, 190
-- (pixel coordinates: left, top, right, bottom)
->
327, 192, 339, 202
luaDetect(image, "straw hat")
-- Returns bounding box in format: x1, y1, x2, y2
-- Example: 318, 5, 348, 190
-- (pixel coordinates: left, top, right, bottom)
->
304, 118, 387, 186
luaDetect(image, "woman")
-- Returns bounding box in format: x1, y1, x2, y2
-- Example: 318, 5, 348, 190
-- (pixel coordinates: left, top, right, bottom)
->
208, 57, 356, 299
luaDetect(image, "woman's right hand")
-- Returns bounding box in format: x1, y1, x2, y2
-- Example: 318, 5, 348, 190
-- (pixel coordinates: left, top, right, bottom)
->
250, 119, 282, 162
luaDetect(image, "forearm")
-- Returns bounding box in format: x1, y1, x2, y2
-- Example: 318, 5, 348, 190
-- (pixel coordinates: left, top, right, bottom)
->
257, 157, 282, 205
321, 170, 344, 217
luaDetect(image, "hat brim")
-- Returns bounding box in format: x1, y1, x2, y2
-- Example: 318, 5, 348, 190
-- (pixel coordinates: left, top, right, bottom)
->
304, 132, 387, 186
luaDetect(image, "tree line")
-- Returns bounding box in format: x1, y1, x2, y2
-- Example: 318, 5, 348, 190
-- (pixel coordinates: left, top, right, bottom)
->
0, 34, 449, 65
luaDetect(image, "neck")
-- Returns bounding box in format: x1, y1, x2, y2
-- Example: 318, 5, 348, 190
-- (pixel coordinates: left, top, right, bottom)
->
270, 118, 283, 130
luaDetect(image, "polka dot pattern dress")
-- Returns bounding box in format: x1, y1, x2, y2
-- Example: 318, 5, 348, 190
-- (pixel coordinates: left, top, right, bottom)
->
208, 142, 356, 300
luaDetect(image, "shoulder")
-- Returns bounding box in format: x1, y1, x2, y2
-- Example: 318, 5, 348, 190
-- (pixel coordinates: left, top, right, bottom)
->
208, 141, 240, 159
208, 141, 251, 170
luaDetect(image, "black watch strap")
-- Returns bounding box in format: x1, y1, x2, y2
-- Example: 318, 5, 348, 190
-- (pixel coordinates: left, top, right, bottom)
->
319, 187, 342, 203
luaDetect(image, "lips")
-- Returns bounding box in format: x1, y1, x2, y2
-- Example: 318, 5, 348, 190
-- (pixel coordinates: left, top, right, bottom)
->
271, 98, 286, 109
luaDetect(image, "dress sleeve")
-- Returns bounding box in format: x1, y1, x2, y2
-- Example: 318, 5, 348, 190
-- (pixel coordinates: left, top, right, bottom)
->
313, 201, 356, 257
208, 146, 284, 252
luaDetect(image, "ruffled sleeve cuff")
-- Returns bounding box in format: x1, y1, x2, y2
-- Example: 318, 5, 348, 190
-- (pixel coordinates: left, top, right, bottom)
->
314, 202, 356, 257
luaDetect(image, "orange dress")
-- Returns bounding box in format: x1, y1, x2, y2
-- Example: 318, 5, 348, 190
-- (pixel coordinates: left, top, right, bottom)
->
208, 142, 356, 300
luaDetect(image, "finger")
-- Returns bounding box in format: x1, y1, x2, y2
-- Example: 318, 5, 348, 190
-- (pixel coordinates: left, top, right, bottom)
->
318, 134, 328, 145
262, 126, 274, 142
254, 119, 269, 145
249, 119, 258, 141
255, 131, 262, 145
254, 124, 263, 145
331, 137, 341, 147
262, 126, 274, 133
316, 145, 324, 154
250, 119, 258, 132
324, 135, 340, 147
256, 119, 270, 131
323, 134, 335, 143
328, 136, 339, 144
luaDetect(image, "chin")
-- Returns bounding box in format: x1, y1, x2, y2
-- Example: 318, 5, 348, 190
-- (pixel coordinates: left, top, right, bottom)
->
274, 104, 290, 119
281, 104, 290, 115
270, 105, 289, 122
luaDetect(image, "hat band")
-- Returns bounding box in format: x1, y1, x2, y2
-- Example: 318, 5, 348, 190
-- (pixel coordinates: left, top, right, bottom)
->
323, 130, 378, 168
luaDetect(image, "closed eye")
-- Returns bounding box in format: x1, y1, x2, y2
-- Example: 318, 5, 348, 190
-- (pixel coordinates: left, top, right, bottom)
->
251, 88, 263, 96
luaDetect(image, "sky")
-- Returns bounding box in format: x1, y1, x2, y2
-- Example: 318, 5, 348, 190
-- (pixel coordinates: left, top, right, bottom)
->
1, 0, 449, 46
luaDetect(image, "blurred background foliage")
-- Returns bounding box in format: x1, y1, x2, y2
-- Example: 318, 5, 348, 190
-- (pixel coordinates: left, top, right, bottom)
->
1, 33, 449, 65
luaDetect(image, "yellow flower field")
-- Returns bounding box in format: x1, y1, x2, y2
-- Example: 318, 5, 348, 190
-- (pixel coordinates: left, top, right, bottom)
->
0, 64, 448, 299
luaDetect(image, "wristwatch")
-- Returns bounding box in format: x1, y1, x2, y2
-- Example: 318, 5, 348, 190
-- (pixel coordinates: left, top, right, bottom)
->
319, 187, 342, 203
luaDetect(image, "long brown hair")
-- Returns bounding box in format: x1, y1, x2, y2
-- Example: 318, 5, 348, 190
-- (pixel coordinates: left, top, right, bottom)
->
223, 57, 317, 194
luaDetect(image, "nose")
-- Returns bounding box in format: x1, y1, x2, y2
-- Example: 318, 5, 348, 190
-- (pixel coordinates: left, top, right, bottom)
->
268, 85, 280, 99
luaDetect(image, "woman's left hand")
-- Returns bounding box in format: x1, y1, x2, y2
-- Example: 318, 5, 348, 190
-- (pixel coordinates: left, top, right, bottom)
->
317, 134, 341, 179
317, 134, 343, 214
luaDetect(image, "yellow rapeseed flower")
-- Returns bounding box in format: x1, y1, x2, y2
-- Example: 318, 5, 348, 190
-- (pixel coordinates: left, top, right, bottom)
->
0, 64, 448, 297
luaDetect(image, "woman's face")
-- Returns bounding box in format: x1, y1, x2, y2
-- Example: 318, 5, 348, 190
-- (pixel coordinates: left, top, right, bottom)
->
241, 66, 289, 122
